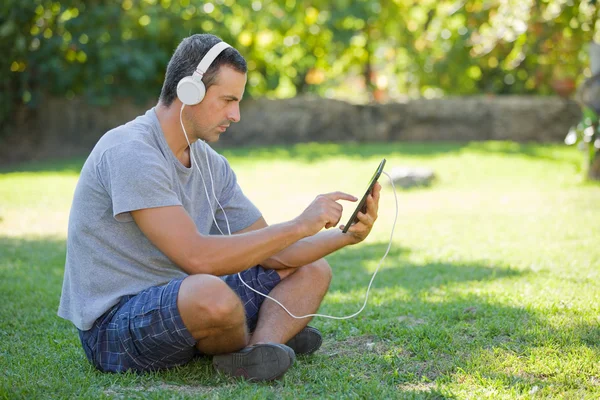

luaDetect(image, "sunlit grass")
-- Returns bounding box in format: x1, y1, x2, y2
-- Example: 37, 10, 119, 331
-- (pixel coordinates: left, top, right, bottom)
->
1, 141, 600, 399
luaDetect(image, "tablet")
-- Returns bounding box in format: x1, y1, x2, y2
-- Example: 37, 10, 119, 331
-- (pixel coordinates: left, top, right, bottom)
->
342, 158, 386, 234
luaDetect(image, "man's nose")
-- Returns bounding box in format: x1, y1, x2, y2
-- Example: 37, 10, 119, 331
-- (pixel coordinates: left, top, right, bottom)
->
228, 103, 241, 123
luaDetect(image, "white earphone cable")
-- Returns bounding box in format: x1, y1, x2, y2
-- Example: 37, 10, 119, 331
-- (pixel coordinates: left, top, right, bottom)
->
201, 140, 232, 236
180, 104, 398, 320
180, 104, 226, 235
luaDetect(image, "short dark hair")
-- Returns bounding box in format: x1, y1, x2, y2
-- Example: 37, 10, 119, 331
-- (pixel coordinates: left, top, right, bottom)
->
159, 34, 247, 107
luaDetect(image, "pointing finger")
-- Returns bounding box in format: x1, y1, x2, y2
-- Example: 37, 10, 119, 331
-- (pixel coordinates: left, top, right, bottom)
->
323, 191, 358, 202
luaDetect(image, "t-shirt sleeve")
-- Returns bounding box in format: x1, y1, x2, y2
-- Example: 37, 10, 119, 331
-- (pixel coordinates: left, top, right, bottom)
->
96, 141, 182, 222
211, 154, 262, 234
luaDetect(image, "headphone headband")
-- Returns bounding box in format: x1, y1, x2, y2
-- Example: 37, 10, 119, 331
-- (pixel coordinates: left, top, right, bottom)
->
194, 41, 231, 78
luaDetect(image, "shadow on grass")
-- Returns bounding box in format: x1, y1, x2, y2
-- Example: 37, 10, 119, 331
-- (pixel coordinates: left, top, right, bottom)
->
1, 142, 465, 173
326, 242, 522, 294
2, 235, 598, 398
0, 157, 86, 174
463, 141, 580, 164
319, 241, 600, 396
1, 141, 582, 175
218, 141, 581, 165
219, 141, 470, 162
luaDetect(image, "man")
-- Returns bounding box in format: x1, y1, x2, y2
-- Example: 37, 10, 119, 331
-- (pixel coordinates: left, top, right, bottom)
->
58, 33, 381, 381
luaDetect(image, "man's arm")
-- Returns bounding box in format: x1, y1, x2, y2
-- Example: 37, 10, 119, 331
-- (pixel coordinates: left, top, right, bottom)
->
235, 217, 354, 269
131, 192, 356, 276
238, 183, 382, 269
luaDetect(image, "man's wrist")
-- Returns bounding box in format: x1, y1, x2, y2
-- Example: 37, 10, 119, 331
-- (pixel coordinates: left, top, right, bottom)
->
286, 219, 310, 240
337, 228, 359, 246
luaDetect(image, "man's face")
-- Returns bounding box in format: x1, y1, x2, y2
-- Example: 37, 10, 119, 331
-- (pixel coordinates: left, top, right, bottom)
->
185, 65, 246, 143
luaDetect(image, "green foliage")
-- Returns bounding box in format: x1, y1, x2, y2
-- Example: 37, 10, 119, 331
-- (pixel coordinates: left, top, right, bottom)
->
1, 0, 599, 137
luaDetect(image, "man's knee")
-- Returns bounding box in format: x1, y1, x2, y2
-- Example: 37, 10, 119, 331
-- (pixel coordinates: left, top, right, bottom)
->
309, 258, 333, 285
178, 275, 245, 335
294, 259, 332, 290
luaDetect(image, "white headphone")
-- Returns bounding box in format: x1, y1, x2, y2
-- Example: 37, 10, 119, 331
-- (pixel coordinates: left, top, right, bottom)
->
176, 41, 231, 106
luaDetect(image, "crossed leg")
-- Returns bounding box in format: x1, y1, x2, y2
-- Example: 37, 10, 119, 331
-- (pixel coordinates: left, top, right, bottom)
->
177, 258, 332, 354
250, 258, 332, 345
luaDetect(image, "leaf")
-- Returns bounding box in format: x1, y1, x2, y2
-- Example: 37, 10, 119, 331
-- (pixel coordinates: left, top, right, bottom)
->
15, 35, 26, 51
0, 20, 16, 37
583, 106, 599, 123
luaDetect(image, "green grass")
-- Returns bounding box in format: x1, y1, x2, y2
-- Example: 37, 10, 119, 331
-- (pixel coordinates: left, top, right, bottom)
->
1, 141, 600, 399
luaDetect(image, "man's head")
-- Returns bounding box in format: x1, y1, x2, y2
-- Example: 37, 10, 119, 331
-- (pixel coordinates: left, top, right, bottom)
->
159, 34, 247, 142
159, 34, 247, 107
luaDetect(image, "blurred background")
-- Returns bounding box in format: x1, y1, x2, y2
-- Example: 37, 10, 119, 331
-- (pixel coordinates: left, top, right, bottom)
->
1, 0, 599, 170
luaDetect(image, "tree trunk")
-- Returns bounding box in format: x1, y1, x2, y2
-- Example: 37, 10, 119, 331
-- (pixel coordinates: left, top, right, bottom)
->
588, 151, 600, 180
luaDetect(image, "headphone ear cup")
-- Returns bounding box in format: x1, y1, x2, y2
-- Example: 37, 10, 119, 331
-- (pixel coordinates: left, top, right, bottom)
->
177, 77, 206, 106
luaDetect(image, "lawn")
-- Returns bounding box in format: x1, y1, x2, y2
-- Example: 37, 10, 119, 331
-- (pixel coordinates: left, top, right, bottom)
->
1, 141, 599, 399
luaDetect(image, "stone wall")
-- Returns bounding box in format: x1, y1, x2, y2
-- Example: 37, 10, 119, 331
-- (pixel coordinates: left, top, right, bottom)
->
1, 97, 156, 164
219, 95, 580, 147
0, 95, 581, 164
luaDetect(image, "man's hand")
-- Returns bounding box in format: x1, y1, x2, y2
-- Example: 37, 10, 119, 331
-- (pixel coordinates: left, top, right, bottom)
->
340, 182, 381, 244
295, 192, 358, 237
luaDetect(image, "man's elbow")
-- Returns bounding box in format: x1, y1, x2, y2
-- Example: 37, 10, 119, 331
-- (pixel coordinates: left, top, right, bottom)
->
177, 235, 220, 275
184, 254, 217, 275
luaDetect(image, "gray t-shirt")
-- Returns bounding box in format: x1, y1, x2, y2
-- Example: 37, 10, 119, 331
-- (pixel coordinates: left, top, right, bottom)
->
58, 108, 261, 331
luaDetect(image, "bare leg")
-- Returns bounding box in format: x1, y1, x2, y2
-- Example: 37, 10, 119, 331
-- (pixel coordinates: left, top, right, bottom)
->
178, 274, 249, 355
249, 258, 332, 345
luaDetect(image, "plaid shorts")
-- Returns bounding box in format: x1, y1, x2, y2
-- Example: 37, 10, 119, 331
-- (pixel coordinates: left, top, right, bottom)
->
78, 266, 281, 373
